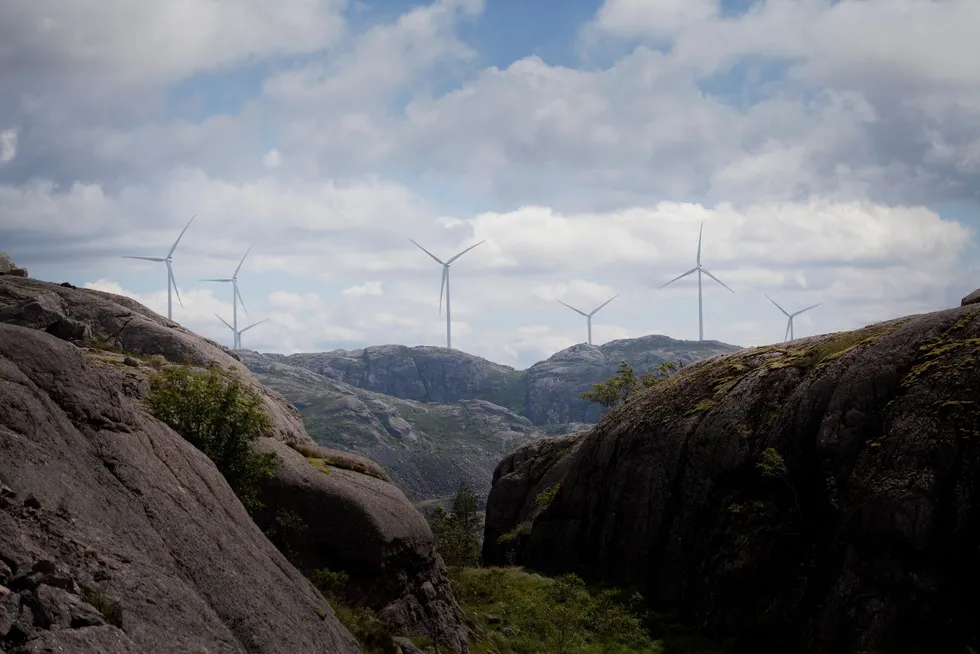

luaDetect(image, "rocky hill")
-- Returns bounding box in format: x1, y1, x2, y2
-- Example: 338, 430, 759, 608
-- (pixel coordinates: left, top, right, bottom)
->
483, 290, 980, 653
241, 351, 547, 501
0, 259, 468, 653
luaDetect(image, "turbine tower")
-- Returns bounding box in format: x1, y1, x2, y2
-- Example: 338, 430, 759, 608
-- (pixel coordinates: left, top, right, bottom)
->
410, 238, 484, 349
215, 313, 268, 350
765, 295, 821, 342
557, 294, 619, 346
122, 215, 195, 320
658, 222, 734, 341
201, 246, 252, 347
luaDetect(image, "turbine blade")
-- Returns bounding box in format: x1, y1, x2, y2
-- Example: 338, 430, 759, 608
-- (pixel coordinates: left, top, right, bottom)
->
200, 278, 232, 282
123, 256, 165, 262
589, 293, 620, 316
167, 263, 183, 308
439, 267, 447, 316
235, 284, 249, 316
765, 294, 790, 317
696, 221, 703, 265
658, 267, 698, 289
700, 267, 735, 293
241, 318, 269, 333
446, 240, 485, 264
557, 300, 589, 317
167, 214, 195, 258
233, 245, 252, 278
785, 318, 792, 341
792, 303, 822, 317
214, 312, 234, 331
410, 239, 445, 265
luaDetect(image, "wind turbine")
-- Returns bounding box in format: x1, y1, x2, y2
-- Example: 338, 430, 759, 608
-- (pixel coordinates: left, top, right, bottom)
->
201, 246, 252, 347
765, 295, 821, 342
122, 215, 195, 320
557, 294, 619, 346
215, 313, 268, 350
410, 238, 484, 349
658, 221, 734, 341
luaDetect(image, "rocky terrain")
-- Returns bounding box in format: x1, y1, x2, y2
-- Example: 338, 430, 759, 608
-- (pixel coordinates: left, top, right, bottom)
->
482, 291, 980, 652
0, 258, 469, 653
241, 351, 547, 501
244, 337, 736, 501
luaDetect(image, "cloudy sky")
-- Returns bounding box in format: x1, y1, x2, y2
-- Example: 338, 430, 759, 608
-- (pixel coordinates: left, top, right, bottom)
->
2, 0, 978, 368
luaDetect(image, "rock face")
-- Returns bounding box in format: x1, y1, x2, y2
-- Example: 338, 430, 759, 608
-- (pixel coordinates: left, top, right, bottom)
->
0, 325, 361, 653
484, 305, 980, 653
254, 439, 468, 653
0, 267, 470, 652
282, 345, 527, 413
963, 288, 980, 306
522, 336, 741, 424
0, 253, 27, 278
243, 350, 546, 501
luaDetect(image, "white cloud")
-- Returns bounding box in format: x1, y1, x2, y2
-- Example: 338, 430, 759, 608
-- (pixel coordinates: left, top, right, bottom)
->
262, 149, 283, 169
342, 281, 383, 297
590, 0, 719, 40
0, 129, 17, 163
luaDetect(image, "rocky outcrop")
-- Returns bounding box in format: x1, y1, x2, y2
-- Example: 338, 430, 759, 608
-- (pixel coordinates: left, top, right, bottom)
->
0, 261, 470, 652
254, 439, 468, 653
0, 274, 307, 447
0, 324, 361, 653
243, 350, 546, 501
0, 253, 27, 278
484, 304, 980, 653
280, 345, 527, 413
963, 288, 980, 306
522, 335, 740, 424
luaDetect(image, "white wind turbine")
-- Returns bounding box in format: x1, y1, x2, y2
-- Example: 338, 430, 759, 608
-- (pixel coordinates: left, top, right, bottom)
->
201, 246, 252, 347
122, 215, 195, 321
658, 221, 734, 341
410, 238, 485, 350
765, 295, 821, 342
215, 313, 268, 351
557, 294, 619, 346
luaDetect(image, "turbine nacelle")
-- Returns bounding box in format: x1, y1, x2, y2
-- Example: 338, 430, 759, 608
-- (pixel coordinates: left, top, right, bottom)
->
410, 238, 484, 349
121, 215, 195, 320
557, 293, 619, 345
766, 294, 821, 342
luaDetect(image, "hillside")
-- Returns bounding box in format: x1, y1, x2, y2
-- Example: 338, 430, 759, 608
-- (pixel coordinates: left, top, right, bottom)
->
0, 260, 468, 653
241, 350, 547, 501
482, 290, 980, 652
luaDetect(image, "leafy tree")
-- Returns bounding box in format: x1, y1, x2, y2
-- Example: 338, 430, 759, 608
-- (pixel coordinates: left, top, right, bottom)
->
428, 483, 482, 568
580, 359, 682, 410
148, 363, 279, 514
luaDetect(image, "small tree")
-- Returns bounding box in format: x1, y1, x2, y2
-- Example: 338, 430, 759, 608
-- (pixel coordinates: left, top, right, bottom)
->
580, 359, 682, 410
148, 363, 279, 514
428, 483, 482, 568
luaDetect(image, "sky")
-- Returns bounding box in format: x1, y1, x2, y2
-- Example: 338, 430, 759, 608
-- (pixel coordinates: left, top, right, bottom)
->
1, 0, 979, 369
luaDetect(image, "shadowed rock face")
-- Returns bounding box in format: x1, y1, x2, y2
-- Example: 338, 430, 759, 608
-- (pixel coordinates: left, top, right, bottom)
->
0, 262, 470, 653
0, 325, 361, 653
484, 304, 980, 653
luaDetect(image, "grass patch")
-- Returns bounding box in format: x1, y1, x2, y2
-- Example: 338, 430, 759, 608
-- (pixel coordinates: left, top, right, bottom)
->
536, 483, 561, 508
288, 442, 390, 482
452, 567, 726, 654
82, 586, 124, 628
497, 521, 533, 547
764, 321, 907, 375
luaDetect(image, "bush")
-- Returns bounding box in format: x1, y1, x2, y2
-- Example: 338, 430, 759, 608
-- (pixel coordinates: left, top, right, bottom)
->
428, 482, 482, 568
580, 360, 682, 411
147, 363, 279, 514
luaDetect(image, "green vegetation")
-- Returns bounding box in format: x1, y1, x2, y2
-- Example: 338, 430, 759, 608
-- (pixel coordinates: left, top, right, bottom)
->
756, 447, 800, 515
453, 567, 725, 654
580, 360, 681, 410
312, 566, 396, 654
82, 586, 124, 628
497, 521, 532, 547
428, 482, 483, 568
288, 441, 391, 482
536, 483, 561, 508
147, 362, 279, 514
765, 320, 907, 375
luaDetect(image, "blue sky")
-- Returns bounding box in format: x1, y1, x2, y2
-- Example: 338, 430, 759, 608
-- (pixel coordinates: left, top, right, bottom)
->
2, 0, 979, 367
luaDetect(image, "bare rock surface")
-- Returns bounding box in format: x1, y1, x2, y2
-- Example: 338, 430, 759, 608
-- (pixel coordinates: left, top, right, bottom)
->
0, 325, 361, 653
962, 288, 980, 306
254, 439, 468, 653
485, 305, 980, 652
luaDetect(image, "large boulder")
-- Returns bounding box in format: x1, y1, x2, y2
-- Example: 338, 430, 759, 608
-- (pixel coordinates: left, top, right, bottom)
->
485, 304, 980, 653
254, 439, 469, 653
0, 253, 28, 277
0, 324, 361, 653
962, 288, 980, 306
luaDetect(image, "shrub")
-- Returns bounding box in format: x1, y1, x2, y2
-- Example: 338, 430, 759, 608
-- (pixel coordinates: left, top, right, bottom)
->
536, 483, 561, 508
580, 360, 682, 410
428, 483, 482, 568
147, 363, 279, 514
